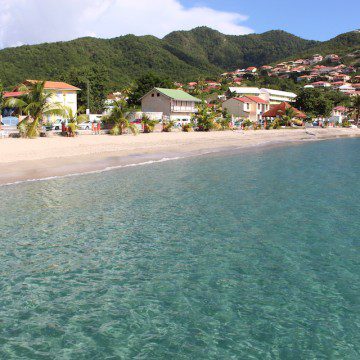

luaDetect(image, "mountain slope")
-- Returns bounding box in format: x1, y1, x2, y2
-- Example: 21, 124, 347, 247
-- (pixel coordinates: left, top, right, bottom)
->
163, 27, 318, 69
0, 27, 358, 89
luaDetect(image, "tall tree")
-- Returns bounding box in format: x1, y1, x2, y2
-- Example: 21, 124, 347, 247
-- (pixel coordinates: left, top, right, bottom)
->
295, 89, 333, 118
128, 73, 175, 105
348, 95, 360, 125
60, 66, 110, 113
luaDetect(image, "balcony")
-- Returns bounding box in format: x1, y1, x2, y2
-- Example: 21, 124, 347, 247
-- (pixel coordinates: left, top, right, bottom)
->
171, 106, 195, 113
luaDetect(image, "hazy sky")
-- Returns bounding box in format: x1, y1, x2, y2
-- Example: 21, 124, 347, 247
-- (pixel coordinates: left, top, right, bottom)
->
0, 0, 359, 48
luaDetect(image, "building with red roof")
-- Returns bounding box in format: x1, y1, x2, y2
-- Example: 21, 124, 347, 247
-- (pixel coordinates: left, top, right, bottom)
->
222, 95, 270, 121
246, 67, 257, 73
6, 80, 81, 123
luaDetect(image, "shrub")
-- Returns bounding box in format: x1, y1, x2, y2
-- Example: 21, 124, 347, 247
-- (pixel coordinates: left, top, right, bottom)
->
216, 117, 231, 130
162, 120, 175, 132
292, 119, 303, 126
141, 115, 157, 133
182, 123, 193, 132
242, 119, 252, 129
342, 120, 351, 128
109, 125, 120, 135
271, 119, 281, 129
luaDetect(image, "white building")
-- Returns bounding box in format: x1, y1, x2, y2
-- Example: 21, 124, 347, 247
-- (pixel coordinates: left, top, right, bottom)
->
141, 88, 201, 122
259, 88, 297, 104
227, 87, 297, 104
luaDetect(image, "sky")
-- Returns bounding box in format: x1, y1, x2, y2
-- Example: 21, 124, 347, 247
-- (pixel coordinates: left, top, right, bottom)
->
0, 0, 359, 48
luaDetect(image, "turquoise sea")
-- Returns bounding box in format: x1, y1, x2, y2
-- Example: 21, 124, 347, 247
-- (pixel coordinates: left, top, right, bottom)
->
0, 138, 359, 359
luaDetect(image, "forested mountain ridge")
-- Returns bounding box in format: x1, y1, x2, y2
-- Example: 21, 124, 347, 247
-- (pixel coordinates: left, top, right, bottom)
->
0, 27, 359, 90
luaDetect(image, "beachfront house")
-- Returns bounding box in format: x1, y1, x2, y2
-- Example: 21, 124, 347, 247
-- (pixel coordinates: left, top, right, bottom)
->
4, 80, 80, 124
222, 96, 270, 122
328, 106, 348, 124
141, 88, 201, 122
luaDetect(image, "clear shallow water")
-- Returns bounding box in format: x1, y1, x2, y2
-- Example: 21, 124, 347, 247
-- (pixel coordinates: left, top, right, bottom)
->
0, 139, 359, 359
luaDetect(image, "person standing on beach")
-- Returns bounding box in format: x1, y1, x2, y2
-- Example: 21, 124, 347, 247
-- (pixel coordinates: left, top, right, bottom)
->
97, 122, 101, 135
92, 122, 96, 134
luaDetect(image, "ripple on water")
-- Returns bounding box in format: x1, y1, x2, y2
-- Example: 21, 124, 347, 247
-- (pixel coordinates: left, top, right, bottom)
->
0, 138, 359, 359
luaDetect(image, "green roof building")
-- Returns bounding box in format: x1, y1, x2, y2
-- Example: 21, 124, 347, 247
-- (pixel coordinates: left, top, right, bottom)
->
141, 87, 201, 121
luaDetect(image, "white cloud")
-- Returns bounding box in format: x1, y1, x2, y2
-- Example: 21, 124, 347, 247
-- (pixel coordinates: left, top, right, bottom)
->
0, 0, 253, 48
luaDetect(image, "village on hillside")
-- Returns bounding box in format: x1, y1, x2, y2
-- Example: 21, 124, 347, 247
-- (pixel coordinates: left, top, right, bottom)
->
1, 50, 359, 138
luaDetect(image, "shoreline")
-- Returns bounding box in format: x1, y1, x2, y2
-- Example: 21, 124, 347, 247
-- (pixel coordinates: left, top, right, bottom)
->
0, 128, 359, 186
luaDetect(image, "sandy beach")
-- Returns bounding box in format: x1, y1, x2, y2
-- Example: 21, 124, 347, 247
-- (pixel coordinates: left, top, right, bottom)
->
0, 127, 359, 185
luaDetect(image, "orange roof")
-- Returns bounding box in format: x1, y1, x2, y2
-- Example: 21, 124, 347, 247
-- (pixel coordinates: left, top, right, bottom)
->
23, 80, 81, 91
3, 91, 26, 98
233, 97, 252, 103
244, 95, 268, 104
263, 102, 306, 119
232, 96, 268, 104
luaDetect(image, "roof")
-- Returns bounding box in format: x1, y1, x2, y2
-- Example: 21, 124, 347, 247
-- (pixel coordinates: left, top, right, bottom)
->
231, 96, 268, 104
142, 88, 201, 102
232, 97, 251, 103
260, 88, 297, 98
228, 87, 261, 94
263, 102, 306, 119
22, 80, 81, 91
333, 106, 347, 112
243, 95, 268, 104
3, 91, 26, 98
107, 94, 118, 100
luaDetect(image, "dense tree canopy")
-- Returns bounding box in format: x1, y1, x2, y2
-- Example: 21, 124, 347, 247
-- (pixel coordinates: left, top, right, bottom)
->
59, 66, 110, 113
0, 27, 358, 90
128, 73, 175, 105
295, 89, 337, 118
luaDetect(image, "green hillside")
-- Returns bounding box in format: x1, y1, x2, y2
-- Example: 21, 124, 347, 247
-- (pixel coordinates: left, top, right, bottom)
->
0, 27, 359, 90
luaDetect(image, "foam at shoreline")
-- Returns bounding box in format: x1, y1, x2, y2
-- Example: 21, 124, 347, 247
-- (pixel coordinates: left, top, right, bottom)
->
0, 135, 354, 188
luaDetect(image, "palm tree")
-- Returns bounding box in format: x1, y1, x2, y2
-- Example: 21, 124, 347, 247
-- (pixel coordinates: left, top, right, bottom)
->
141, 114, 157, 133
348, 95, 360, 126
277, 107, 297, 126
66, 108, 89, 136
67, 108, 89, 125
102, 100, 138, 135
5, 81, 67, 138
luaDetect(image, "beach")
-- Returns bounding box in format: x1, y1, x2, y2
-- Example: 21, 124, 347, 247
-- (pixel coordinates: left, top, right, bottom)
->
0, 127, 359, 185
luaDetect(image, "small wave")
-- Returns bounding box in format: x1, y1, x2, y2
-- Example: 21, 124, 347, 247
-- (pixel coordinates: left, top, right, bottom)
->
0, 136, 336, 188
0, 156, 186, 188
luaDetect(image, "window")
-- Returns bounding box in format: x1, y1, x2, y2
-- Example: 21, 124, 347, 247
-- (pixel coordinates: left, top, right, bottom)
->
157, 93, 160, 97
151, 94, 154, 97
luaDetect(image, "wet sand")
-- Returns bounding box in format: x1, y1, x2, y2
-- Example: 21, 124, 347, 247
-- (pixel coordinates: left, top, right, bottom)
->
0, 128, 359, 186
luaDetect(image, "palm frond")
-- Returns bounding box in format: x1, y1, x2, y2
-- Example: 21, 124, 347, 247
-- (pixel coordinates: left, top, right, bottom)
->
4, 97, 28, 109
76, 114, 89, 124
